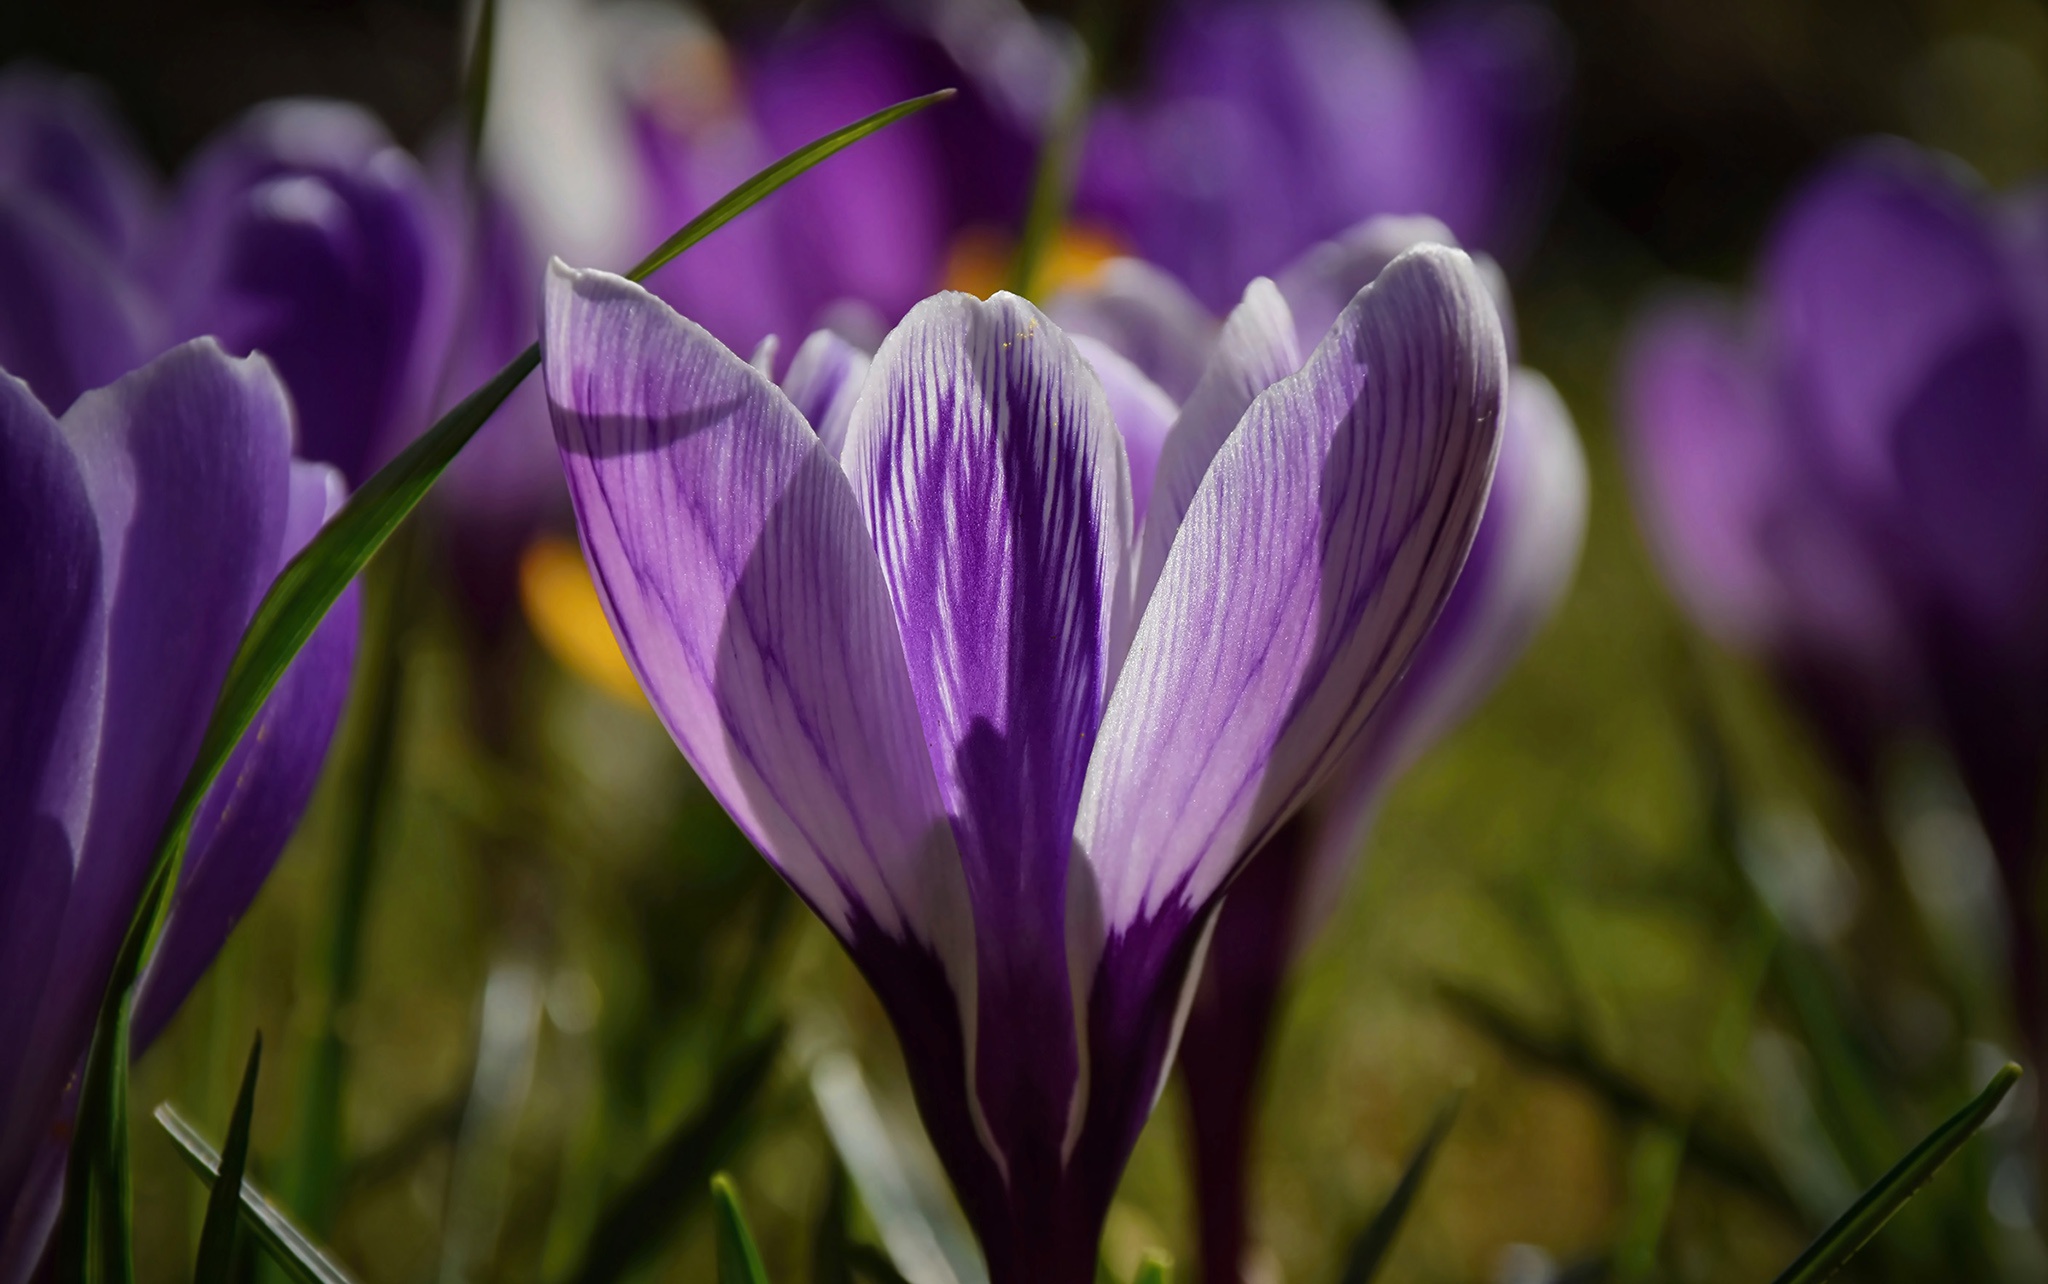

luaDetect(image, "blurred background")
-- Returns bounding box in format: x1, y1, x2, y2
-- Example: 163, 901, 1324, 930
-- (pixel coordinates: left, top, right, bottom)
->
6, 0, 2048, 1281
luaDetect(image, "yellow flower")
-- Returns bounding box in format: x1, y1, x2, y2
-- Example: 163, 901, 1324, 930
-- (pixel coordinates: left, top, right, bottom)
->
519, 535, 648, 708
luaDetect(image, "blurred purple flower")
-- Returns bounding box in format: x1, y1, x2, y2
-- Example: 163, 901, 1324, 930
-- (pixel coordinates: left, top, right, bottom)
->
1058, 216, 1585, 1281
0, 340, 357, 1282
539, 230, 1505, 1280
1622, 143, 2048, 1031
608, 1, 1048, 356
1077, 0, 1569, 312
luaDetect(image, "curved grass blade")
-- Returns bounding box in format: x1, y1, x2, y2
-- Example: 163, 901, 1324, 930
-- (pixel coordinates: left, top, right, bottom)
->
714, 1175, 771, 1284
1337, 1090, 1463, 1284
1770, 1062, 2021, 1284
563, 1027, 783, 1284
460, 0, 499, 165
193, 1037, 262, 1284
58, 85, 955, 1284
155, 1105, 359, 1284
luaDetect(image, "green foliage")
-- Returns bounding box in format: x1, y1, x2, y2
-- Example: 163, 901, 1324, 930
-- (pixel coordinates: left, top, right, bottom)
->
1769, 1063, 2021, 1284
156, 1105, 360, 1284
713, 1175, 772, 1284
191, 1037, 262, 1284
562, 1027, 785, 1284
1336, 1090, 1462, 1284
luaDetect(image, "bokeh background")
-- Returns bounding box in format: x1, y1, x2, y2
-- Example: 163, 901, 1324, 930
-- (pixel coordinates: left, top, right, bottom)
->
7, 0, 2048, 1281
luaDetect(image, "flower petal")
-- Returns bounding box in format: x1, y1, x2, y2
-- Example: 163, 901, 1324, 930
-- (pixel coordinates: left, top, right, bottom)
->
1065, 248, 1503, 1210
0, 374, 100, 1168
1296, 367, 1587, 939
133, 462, 360, 1047
842, 289, 1130, 1195
0, 191, 158, 413
780, 327, 872, 459
160, 100, 452, 483
1079, 241, 1505, 935
541, 260, 965, 959
1071, 335, 1175, 529
0, 66, 158, 260
7, 338, 296, 1216
1131, 277, 1302, 622
1047, 258, 1217, 403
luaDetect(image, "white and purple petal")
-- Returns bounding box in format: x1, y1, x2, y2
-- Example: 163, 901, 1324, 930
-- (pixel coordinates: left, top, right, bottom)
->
1047, 258, 1217, 403
780, 327, 872, 460
541, 260, 969, 963
843, 289, 1131, 1212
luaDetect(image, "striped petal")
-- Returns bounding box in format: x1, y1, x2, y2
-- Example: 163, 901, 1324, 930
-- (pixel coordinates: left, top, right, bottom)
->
781, 327, 872, 459
842, 290, 1130, 1226
541, 260, 965, 960
1068, 247, 1504, 1163
1131, 277, 1302, 622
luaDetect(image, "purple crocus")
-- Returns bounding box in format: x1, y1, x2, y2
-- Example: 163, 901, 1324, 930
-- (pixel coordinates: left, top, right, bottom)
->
0, 339, 357, 1281
1077, 0, 1569, 313
540, 223, 1506, 1279
1053, 215, 1585, 1280
617, 1, 1046, 357
1622, 144, 2048, 1046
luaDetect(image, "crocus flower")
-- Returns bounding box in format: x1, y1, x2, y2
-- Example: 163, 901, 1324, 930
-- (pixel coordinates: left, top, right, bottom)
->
540, 219, 1506, 1279
1053, 215, 1585, 1281
1622, 143, 2048, 1044
0, 339, 357, 1280
1077, 0, 1569, 312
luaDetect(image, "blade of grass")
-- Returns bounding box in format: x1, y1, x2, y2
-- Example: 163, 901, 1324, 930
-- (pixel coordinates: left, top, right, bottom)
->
1770, 1061, 2021, 1284
58, 85, 953, 1284
1006, 28, 1092, 298
562, 1026, 784, 1284
156, 1104, 359, 1284
460, 0, 498, 165
1336, 1090, 1462, 1284
714, 1175, 771, 1284
192, 1037, 262, 1284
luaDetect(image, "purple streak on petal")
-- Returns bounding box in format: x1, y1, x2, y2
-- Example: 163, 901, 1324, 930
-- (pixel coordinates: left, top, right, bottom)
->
132, 463, 359, 1048
0, 192, 159, 413
541, 261, 969, 971
1079, 243, 1504, 934
844, 289, 1130, 1220
160, 100, 451, 483
1408, 0, 1570, 265
0, 65, 158, 261
8, 340, 295, 1204
781, 328, 872, 460
1071, 336, 1174, 531
1049, 258, 1218, 404
1133, 278, 1301, 623
0, 376, 100, 1210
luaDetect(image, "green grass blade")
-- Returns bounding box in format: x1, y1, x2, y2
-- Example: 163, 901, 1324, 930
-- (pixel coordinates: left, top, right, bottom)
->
57, 84, 954, 1284
460, 0, 498, 164
1337, 1090, 1463, 1284
1130, 1249, 1172, 1284
713, 1175, 772, 1284
562, 1027, 783, 1284
1006, 38, 1091, 297
155, 1105, 359, 1284
1770, 1062, 2021, 1284
192, 1037, 262, 1284
626, 89, 953, 286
